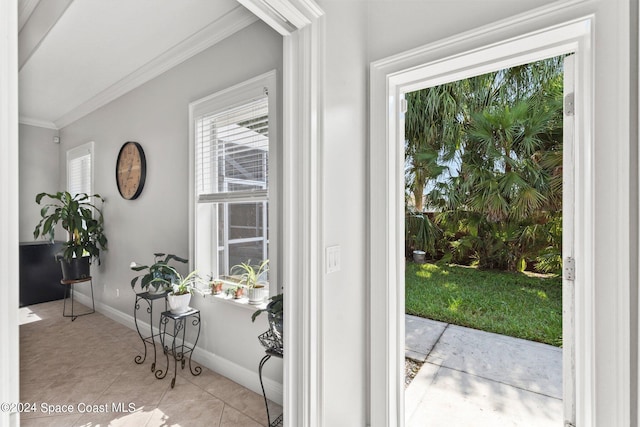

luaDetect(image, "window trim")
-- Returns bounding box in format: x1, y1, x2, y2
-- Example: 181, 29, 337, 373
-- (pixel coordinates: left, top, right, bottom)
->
189, 70, 278, 295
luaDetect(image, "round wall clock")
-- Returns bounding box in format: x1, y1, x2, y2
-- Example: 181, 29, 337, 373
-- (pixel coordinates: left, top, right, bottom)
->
116, 141, 146, 200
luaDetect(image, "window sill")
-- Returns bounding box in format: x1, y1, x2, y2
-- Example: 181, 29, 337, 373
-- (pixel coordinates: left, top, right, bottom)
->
199, 291, 268, 312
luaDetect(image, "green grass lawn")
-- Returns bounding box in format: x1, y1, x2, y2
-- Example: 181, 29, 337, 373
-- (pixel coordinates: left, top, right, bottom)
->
405, 262, 563, 347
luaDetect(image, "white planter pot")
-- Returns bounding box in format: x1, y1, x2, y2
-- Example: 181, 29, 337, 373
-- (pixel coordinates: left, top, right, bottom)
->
167, 293, 191, 314
148, 284, 167, 295
247, 286, 268, 305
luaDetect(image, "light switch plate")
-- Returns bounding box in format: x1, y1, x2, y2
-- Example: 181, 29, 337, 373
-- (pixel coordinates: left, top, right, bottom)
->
326, 245, 341, 274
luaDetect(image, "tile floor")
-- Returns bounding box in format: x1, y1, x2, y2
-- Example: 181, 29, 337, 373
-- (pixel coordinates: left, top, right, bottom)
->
19, 300, 282, 427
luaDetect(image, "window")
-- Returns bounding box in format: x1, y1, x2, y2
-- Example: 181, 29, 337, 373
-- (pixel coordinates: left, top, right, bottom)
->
67, 141, 94, 196
191, 72, 276, 285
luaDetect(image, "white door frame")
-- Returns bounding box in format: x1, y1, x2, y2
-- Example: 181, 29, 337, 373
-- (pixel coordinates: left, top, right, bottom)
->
237, 1, 326, 425
369, 10, 595, 427
0, 0, 20, 426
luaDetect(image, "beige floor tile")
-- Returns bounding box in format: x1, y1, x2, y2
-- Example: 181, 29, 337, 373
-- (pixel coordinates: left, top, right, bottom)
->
19, 413, 83, 427
220, 405, 265, 427
20, 300, 281, 427
96, 369, 171, 407
195, 369, 250, 400
73, 407, 156, 427
147, 397, 225, 427
222, 387, 271, 424
159, 375, 217, 404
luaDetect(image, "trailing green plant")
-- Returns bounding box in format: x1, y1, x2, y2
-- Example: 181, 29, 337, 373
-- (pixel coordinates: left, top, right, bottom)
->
230, 259, 269, 288
130, 253, 187, 292
169, 269, 206, 296
251, 293, 283, 322
33, 191, 108, 263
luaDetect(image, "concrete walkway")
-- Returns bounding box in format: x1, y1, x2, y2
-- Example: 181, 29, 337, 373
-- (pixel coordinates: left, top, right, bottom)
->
405, 314, 563, 426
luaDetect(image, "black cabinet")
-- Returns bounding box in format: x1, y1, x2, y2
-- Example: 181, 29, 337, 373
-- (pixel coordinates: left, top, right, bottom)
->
19, 241, 65, 307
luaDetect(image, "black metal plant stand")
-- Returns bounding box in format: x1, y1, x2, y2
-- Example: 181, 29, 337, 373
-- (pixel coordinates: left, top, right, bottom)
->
133, 291, 167, 372
258, 330, 283, 427
155, 308, 202, 388
60, 277, 95, 321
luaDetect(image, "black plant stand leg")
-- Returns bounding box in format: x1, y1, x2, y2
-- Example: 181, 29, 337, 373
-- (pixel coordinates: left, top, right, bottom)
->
154, 315, 170, 381
133, 296, 150, 365
188, 313, 202, 376
134, 292, 168, 371
259, 353, 273, 426
155, 309, 202, 388
257, 330, 283, 427
171, 317, 185, 388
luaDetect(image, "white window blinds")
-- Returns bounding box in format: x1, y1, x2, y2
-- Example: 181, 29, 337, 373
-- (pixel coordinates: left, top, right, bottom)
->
67, 142, 93, 196
195, 97, 269, 203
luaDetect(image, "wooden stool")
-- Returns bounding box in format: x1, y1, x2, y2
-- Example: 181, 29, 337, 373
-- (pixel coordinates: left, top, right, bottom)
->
60, 276, 95, 321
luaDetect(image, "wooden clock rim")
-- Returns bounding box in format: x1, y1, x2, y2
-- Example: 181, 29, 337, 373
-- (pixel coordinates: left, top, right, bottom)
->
116, 141, 146, 200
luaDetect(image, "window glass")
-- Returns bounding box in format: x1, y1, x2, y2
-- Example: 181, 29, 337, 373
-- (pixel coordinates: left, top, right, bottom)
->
192, 74, 275, 285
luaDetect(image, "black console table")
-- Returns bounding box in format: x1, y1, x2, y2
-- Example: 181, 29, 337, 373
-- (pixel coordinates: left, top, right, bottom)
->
155, 308, 202, 388
19, 241, 64, 307
133, 291, 167, 372
258, 330, 283, 427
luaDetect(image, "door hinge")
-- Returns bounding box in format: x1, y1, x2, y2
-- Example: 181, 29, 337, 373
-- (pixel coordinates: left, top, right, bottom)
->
400, 98, 408, 114
564, 92, 575, 116
565, 422, 576, 427
564, 257, 576, 281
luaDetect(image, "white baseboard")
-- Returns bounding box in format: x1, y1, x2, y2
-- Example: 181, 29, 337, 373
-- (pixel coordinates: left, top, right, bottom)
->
73, 293, 283, 405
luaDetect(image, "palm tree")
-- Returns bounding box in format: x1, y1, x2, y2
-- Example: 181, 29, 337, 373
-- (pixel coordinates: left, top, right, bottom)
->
447, 66, 563, 270
405, 83, 462, 212
406, 56, 564, 271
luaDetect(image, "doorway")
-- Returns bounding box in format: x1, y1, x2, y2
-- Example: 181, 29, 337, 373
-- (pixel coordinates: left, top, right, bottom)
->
402, 54, 571, 426
369, 17, 594, 427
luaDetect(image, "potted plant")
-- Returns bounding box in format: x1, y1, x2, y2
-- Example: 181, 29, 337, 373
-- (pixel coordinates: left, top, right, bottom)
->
231, 259, 269, 304
130, 253, 188, 294
209, 275, 224, 295
167, 270, 205, 314
33, 191, 108, 280
226, 285, 245, 299
252, 293, 283, 344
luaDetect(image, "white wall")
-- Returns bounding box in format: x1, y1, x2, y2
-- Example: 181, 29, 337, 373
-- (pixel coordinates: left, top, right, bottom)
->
321, 2, 369, 425
317, 0, 637, 425
19, 124, 59, 242
57, 21, 283, 398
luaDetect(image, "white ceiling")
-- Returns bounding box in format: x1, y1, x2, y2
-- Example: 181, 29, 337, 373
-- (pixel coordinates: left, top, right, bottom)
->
18, 0, 257, 129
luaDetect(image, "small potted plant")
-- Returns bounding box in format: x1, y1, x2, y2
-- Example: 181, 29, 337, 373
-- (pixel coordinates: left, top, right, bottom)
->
252, 293, 283, 345
208, 275, 224, 295
226, 285, 244, 299
130, 253, 188, 294
167, 270, 205, 314
33, 191, 108, 280
231, 259, 269, 304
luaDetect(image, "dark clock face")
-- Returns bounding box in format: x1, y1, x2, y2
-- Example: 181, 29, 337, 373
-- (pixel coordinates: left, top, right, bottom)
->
116, 141, 146, 200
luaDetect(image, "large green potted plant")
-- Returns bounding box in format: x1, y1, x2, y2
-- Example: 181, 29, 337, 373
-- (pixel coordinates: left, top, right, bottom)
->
130, 253, 188, 294
33, 191, 108, 280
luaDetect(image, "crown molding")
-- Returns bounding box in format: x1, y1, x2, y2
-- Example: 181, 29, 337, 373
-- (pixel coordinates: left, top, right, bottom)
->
19, 115, 58, 129
18, 0, 40, 31
237, 0, 322, 36
54, 6, 258, 129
